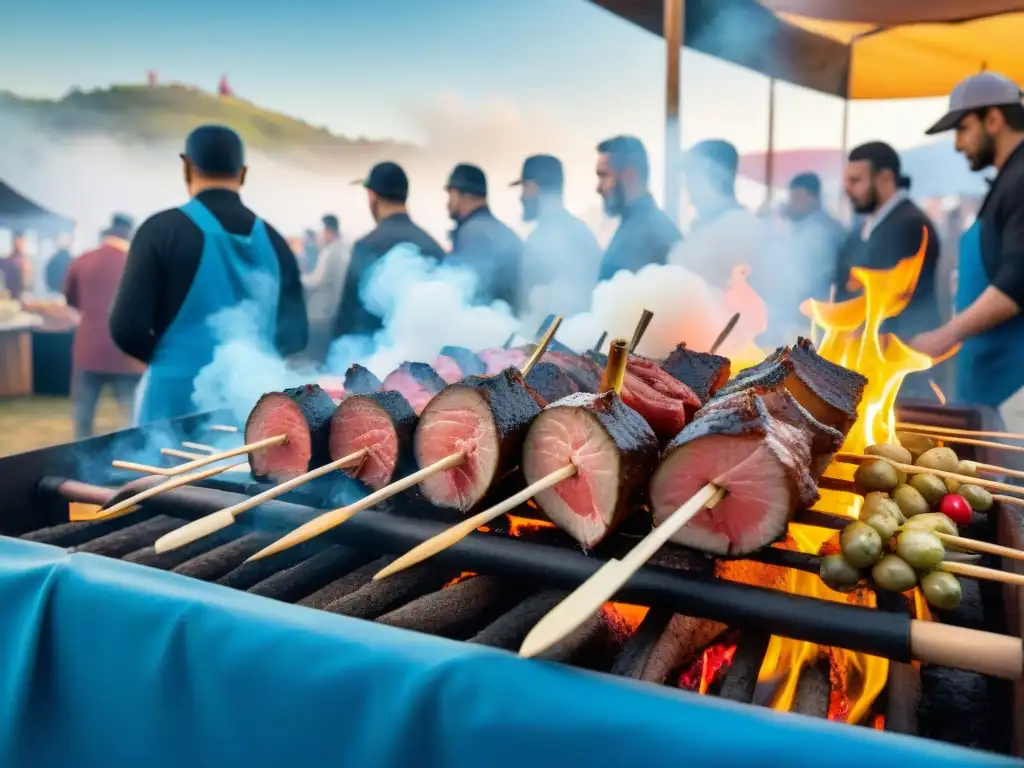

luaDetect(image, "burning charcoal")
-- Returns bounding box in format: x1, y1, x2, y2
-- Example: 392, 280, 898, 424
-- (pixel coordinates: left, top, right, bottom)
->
374, 576, 510, 640
70, 515, 187, 558
245, 383, 337, 482
172, 532, 277, 582
329, 391, 417, 491
609, 608, 674, 678
469, 590, 568, 650
247, 545, 367, 603
124, 525, 248, 570
792, 658, 831, 718
917, 666, 1011, 753
632, 616, 727, 685
661, 344, 731, 404
344, 363, 382, 395
884, 662, 921, 735
713, 631, 770, 704
19, 510, 159, 548
215, 540, 326, 591
324, 562, 452, 620
524, 362, 578, 404
297, 556, 394, 610
538, 609, 625, 670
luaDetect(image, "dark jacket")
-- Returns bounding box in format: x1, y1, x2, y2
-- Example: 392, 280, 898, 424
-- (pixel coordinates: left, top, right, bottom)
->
598, 193, 681, 282
836, 197, 941, 340
333, 212, 445, 338
447, 206, 522, 311
46, 249, 73, 293
976, 140, 1024, 307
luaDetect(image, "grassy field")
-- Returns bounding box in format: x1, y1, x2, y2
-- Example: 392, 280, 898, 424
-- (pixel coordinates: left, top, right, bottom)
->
0, 395, 127, 457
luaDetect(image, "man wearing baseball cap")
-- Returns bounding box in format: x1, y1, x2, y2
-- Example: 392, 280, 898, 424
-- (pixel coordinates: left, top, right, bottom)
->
445, 163, 522, 311
512, 154, 601, 318
110, 124, 308, 424
333, 161, 444, 338
910, 72, 1024, 423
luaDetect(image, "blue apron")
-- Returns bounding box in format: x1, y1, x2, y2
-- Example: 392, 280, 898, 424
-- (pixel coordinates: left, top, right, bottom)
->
135, 199, 281, 424
954, 219, 1024, 406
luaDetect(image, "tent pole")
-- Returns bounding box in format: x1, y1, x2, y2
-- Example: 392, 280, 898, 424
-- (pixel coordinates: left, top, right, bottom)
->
764, 78, 777, 209
663, 0, 684, 226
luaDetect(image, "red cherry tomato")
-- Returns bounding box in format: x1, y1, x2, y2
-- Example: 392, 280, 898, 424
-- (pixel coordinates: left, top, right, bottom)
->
939, 494, 973, 525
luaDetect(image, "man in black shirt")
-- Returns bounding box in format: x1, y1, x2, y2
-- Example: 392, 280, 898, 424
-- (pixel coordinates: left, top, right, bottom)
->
596, 135, 681, 282
910, 72, 1024, 424
45, 233, 74, 294
333, 162, 444, 338
110, 124, 307, 423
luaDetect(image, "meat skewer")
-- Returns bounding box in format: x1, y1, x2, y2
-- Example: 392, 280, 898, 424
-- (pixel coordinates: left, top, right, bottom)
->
661, 344, 731, 404
161, 448, 206, 461
243, 317, 565, 562
245, 384, 338, 482
895, 430, 1024, 455
108, 433, 287, 483
591, 331, 608, 353
92, 459, 249, 520
182, 441, 218, 454
328, 390, 417, 491
709, 312, 741, 354
628, 308, 653, 353
208, 424, 238, 433
895, 421, 1024, 442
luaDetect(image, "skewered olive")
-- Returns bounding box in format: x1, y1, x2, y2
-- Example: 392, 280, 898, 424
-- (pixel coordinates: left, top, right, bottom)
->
855, 459, 900, 493
865, 443, 913, 465
897, 432, 937, 460
901, 512, 959, 537
863, 513, 899, 541
944, 477, 961, 494
893, 484, 930, 519
819, 553, 863, 593
895, 529, 945, 571
957, 460, 978, 478
861, 492, 905, 524
958, 484, 993, 512
920, 570, 963, 611
871, 554, 918, 593
916, 446, 959, 473
909, 474, 946, 507
840, 521, 884, 568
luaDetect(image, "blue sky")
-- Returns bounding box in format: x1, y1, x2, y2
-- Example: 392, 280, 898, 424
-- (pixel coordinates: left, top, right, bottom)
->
2, 0, 949, 154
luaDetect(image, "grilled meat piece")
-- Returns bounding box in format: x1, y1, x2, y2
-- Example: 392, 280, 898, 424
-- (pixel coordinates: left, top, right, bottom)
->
246, 384, 337, 482
524, 361, 579, 404
477, 347, 527, 374
329, 390, 417, 490
522, 391, 659, 548
344, 364, 383, 395
661, 344, 731, 403
382, 362, 448, 414
541, 350, 601, 392
439, 346, 487, 376
415, 367, 543, 512
649, 387, 822, 556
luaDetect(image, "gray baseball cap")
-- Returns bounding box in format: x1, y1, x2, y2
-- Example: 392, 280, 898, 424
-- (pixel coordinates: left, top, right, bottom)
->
926, 72, 1023, 135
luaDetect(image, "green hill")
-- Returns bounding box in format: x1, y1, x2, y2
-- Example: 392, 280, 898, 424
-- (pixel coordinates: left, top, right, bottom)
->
0, 83, 416, 167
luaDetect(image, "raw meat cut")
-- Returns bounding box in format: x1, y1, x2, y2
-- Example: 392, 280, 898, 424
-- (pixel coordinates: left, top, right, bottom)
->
478, 347, 527, 374
329, 391, 417, 490
523, 391, 659, 548
245, 384, 336, 482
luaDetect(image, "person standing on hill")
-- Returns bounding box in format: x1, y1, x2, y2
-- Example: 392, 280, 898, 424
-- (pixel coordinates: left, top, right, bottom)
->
110, 124, 307, 423
333, 162, 445, 339
63, 214, 145, 438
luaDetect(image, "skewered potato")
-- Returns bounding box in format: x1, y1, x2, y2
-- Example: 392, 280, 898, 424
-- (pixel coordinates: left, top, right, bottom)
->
871, 555, 918, 593
865, 443, 913, 465
909, 474, 946, 507
920, 571, 963, 611
861, 491, 904, 523
840, 522, 884, 569
897, 432, 937, 460
958, 484, 993, 512
863, 512, 899, 541
916, 446, 959, 473
895, 529, 945, 571
901, 512, 959, 537
893, 484, 930, 519
957, 460, 978, 478
819, 553, 863, 593
855, 459, 900, 493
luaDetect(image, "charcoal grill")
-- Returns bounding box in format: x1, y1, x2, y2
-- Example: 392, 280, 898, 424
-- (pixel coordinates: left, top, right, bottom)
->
1, 401, 1022, 766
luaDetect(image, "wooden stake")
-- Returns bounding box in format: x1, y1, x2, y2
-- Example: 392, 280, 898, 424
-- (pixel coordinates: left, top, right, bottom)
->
835, 453, 1024, 498
373, 463, 578, 581
244, 451, 467, 562
93, 459, 249, 521
591, 331, 608, 353
161, 448, 206, 461
628, 309, 653, 353
111, 434, 287, 478
935, 533, 1024, 563
896, 422, 1024, 442
938, 560, 1024, 587
182, 441, 218, 454
599, 338, 629, 395
520, 315, 563, 377
112, 460, 175, 476
709, 313, 740, 354
960, 460, 1024, 482
208, 424, 239, 433
153, 449, 369, 554
519, 483, 725, 658
897, 430, 1024, 455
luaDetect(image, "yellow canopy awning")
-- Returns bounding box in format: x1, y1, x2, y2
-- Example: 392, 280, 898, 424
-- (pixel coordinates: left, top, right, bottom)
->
758, 1, 1024, 99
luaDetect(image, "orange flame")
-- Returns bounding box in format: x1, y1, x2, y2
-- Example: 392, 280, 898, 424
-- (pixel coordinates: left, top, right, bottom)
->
752, 230, 949, 723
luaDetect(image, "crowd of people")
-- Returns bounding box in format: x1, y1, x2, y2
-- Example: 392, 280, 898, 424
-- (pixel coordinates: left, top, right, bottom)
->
2, 71, 1024, 437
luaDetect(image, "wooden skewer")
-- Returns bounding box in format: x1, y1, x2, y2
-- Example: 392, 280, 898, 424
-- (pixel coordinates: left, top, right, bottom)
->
591, 331, 608, 353
112, 460, 176, 476
994, 494, 1024, 508
520, 315, 563, 378
153, 449, 369, 554
897, 422, 1024, 442
502, 332, 516, 350
111, 434, 287, 479
899, 430, 1024, 455
92, 459, 249, 521
938, 560, 1024, 587
182, 441, 219, 454
372, 463, 578, 581
959, 460, 1024, 482
161, 448, 206, 461
208, 424, 238, 433
835, 453, 1024, 498
628, 309, 653, 353
519, 483, 726, 658
934, 533, 1024, 563
244, 451, 467, 562
709, 312, 740, 355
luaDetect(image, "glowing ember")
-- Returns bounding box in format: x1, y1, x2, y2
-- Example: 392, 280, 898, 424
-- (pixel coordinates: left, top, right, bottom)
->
604, 602, 649, 632
678, 642, 738, 694
506, 516, 555, 537
442, 572, 476, 588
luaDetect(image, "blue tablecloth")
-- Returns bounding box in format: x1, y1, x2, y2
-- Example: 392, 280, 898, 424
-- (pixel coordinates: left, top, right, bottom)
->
0, 537, 1017, 768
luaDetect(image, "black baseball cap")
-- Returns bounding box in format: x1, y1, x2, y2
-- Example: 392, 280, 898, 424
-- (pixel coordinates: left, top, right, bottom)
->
182, 125, 245, 176
445, 164, 487, 197
926, 72, 1023, 135
355, 161, 409, 202
510, 155, 564, 190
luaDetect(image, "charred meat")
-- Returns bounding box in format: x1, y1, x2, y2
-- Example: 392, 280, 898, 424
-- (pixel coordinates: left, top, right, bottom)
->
524, 361, 579, 404
245, 384, 336, 482
439, 346, 487, 377
382, 362, 448, 415
523, 391, 659, 549
661, 344, 731, 404
329, 391, 417, 490
344, 364, 383, 395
